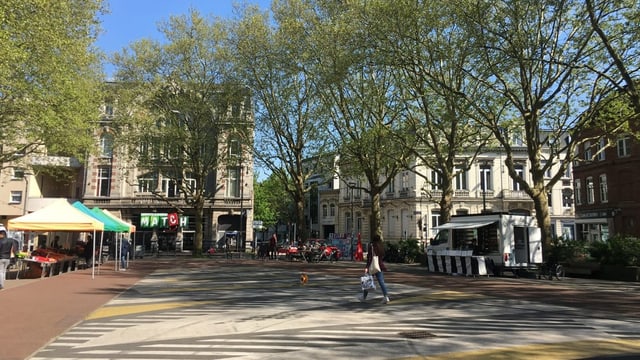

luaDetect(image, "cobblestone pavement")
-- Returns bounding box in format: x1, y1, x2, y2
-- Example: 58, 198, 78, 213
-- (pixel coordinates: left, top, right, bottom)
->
11, 257, 640, 360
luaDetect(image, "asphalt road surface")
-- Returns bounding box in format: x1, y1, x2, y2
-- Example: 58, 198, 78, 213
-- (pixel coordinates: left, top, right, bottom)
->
23, 258, 640, 360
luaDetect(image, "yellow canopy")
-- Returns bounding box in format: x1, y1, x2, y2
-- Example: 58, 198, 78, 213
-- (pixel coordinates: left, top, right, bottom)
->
8, 199, 104, 232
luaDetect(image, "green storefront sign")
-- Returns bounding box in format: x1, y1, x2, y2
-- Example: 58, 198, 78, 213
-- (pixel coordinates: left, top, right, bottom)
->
140, 213, 189, 229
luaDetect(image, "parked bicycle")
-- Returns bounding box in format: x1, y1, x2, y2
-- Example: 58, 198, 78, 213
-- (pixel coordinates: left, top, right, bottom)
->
537, 262, 565, 280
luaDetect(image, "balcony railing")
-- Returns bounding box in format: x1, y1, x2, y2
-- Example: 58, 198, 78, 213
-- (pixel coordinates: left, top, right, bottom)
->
501, 189, 528, 199
84, 195, 251, 210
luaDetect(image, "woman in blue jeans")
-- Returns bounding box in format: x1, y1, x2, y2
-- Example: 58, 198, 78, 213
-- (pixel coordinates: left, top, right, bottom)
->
358, 234, 390, 304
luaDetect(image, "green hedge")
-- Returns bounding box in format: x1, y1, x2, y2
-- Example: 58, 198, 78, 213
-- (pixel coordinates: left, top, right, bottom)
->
589, 235, 640, 266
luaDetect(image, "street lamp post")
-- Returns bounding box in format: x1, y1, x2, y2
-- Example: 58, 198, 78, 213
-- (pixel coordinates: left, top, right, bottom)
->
348, 182, 355, 261
239, 165, 244, 254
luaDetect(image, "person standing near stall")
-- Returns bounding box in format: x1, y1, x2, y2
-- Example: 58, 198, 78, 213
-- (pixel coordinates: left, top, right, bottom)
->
0, 230, 17, 290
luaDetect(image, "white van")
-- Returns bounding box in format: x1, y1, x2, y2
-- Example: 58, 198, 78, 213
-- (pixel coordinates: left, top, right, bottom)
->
427, 213, 543, 274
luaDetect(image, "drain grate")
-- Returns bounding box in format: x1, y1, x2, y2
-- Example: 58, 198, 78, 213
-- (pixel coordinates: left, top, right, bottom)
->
398, 331, 437, 339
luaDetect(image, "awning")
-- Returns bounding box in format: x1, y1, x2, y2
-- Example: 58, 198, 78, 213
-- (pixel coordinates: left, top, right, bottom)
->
434, 221, 497, 230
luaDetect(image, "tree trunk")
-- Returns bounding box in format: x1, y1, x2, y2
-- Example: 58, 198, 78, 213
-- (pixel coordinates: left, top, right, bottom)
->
193, 200, 204, 256
531, 181, 553, 256
370, 191, 382, 239
439, 178, 455, 225
295, 197, 305, 243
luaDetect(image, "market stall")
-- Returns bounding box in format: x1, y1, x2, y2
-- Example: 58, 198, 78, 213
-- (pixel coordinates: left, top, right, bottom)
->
7, 198, 104, 278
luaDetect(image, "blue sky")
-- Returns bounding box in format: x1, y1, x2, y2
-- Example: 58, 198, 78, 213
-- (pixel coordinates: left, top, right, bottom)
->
97, 0, 271, 76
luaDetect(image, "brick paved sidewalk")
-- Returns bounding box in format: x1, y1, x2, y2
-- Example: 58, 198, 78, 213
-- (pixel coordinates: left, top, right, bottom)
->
1, 261, 156, 360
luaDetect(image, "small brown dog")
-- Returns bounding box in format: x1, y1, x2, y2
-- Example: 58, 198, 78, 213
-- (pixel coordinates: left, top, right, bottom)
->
300, 272, 308, 285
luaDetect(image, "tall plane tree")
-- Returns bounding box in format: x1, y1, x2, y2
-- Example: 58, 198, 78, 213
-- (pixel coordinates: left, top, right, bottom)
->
112, 10, 252, 256
369, 0, 492, 225
231, 1, 333, 242
460, 0, 613, 250
310, 1, 415, 239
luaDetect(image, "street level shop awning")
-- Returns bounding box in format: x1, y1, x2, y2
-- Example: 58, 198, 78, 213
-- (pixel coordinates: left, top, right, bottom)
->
434, 221, 497, 230
7, 198, 104, 232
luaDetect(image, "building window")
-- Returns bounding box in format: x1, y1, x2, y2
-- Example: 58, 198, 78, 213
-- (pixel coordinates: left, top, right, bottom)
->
562, 224, 575, 240
479, 164, 492, 191
431, 170, 441, 190
12, 168, 25, 180
541, 160, 552, 178
401, 172, 409, 191
562, 188, 573, 208
574, 179, 582, 205
104, 102, 114, 117
229, 139, 241, 158
354, 180, 362, 199
596, 137, 606, 161
586, 177, 595, 204
455, 166, 468, 190
513, 164, 524, 190
100, 133, 114, 158
138, 172, 158, 193
226, 166, 241, 198
322, 204, 328, 217
330, 203, 336, 216
97, 166, 111, 197
386, 177, 395, 193
584, 140, 592, 161
599, 174, 608, 203
10, 191, 22, 204
617, 135, 631, 157
161, 177, 196, 198
430, 212, 440, 238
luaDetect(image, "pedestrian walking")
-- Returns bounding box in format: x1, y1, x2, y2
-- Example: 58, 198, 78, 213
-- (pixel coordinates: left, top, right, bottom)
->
269, 232, 277, 260
358, 234, 390, 304
0, 230, 17, 290
150, 231, 159, 256
120, 236, 130, 270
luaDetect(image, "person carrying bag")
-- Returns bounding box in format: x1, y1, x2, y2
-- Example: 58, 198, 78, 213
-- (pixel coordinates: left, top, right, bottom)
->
357, 234, 390, 304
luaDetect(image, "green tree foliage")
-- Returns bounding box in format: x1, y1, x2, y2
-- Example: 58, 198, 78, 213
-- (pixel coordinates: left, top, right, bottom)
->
365, 0, 492, 224
0, 0, 104, 169
231, 1, 333, 242
111, 10, 252, 256
589, 235, 640, 266
253, 173, 293, 228
457, 0, 618, 250
308, 0, 416, 239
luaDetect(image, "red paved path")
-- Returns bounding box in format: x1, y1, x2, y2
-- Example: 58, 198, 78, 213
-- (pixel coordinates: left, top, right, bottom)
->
1, 262, 154, 360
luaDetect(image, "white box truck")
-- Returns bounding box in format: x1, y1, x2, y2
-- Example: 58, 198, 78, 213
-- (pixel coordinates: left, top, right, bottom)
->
427, 213, 543, 275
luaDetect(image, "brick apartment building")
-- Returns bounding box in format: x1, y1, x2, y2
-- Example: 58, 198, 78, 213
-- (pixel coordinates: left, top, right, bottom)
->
573, 131, 640, 241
